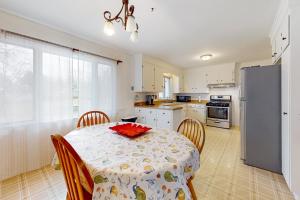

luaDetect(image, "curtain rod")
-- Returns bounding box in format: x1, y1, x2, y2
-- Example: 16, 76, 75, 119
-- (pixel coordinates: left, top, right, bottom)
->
0, 29, 123, 65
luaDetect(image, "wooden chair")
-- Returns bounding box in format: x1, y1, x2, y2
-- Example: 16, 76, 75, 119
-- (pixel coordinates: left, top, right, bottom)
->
177, 118, 206, 200
51, 134, 94, 200
77, 111, 110, 128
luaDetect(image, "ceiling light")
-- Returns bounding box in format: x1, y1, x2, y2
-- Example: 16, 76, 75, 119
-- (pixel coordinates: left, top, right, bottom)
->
126, 16, 136, 32
103, 0, 139, 42
130, 30, 138, 42
200, 54, 213, 61
103, 21, 115, 36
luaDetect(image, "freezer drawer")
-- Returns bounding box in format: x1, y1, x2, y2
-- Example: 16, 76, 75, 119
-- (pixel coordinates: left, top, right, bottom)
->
207, 119, 230, 129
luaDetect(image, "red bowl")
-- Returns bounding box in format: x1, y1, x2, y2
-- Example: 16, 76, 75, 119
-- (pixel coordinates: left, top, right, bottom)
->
109, 123, 152, 138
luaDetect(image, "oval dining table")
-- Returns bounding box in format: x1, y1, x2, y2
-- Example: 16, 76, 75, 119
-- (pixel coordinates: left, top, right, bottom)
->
57, 123, 200, 200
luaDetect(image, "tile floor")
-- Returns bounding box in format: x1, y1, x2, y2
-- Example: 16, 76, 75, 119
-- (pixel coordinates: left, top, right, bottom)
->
0, 126, 295, 200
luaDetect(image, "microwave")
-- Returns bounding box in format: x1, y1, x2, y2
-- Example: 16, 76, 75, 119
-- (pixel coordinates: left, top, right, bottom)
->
176, 96, 191, 102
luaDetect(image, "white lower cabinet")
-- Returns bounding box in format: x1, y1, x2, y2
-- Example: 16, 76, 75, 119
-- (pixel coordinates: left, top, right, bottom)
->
185, 104, 207, 124
135, 108, 183, 130
156, 110, 173, 130
144, 109, 157, 127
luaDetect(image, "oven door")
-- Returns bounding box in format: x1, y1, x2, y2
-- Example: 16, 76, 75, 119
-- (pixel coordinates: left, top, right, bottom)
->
207, 106, 229, 121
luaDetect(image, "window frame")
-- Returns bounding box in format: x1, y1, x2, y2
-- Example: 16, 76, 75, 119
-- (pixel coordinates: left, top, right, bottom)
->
159, 75, 172, 100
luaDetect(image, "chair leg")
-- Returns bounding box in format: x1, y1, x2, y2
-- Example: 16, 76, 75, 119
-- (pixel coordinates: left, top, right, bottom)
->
187, 178, 197, 200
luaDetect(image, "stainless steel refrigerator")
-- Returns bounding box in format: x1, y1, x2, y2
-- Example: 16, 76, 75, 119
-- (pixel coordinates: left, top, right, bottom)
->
240, 65, 281, 173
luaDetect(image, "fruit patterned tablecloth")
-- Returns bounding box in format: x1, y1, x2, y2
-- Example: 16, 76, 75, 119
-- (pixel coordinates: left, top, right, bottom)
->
61, 123, 200, 200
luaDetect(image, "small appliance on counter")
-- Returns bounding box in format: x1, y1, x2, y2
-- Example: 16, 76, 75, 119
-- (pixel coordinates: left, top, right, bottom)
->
206, 95, 232, 129
145, 95, 155, 105
176, 95, 191, 102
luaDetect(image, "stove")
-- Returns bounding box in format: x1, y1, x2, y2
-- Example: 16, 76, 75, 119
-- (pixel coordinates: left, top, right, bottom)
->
206, 95, 232, 129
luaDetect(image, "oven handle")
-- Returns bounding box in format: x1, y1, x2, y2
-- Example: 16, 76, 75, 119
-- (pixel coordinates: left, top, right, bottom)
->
214, 121, 221, 123
206, 106, 230, 109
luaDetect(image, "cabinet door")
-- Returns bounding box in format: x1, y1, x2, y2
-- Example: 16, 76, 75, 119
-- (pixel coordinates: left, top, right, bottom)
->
135, 108, 147, 124
281, 48, 291, 187
172, 75, 180, 93
155, 66, 164, 92
195, 68, 209, 93
156, 110, 173, 130
206, 67, 219, 85
184, 71, 194, 93
142, 62, 155, 92
276, 31, 282, 60
144, 109, 157, 127
179, 74, 185, 92
271, 38, 277, 63
280, 15, 290, 54
219, 66, 235, 84
198, 108, 207, 123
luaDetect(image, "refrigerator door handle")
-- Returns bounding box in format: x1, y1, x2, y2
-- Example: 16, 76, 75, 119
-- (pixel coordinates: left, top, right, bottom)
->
240, 101, 246, 160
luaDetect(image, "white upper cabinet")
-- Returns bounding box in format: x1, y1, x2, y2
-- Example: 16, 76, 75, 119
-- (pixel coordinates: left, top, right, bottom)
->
172, 75, 180, 93
183, 63, 235, 93
183, 67, 209, 93
205, 63, 236, 85
172, 74, 185, 93
155, 66, 165, 93
271, 14, 290, 63
134, 54, 158, 92
134, 54, 183, 93
142, 61, 156, 92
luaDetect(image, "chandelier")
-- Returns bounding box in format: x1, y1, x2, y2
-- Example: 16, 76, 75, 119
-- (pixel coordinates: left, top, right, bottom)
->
103, 0, 139, 42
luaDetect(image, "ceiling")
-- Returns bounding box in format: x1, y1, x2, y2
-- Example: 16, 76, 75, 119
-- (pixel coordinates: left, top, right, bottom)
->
0, 0, 280, 68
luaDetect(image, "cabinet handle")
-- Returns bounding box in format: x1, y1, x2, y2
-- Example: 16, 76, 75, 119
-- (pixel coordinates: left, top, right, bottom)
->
283, 112, 288, 115
272, 52, 277, 58
282, 37, 287, 40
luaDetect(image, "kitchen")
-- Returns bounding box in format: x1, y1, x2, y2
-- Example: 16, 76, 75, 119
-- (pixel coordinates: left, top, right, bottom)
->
131, 55, 272, 131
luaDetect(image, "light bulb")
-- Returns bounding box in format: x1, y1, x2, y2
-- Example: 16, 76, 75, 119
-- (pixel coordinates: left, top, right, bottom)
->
104, 21, 115, 36
126, 16, 136, 32
130, 31, 138, 42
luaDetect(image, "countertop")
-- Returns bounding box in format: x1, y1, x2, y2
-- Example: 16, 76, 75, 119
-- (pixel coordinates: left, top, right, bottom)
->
134, 100, 208, 110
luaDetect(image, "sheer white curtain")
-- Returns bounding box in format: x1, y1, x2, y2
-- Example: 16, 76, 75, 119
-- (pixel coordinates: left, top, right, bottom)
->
97, 62, 116, 117
0, 31, 116, 180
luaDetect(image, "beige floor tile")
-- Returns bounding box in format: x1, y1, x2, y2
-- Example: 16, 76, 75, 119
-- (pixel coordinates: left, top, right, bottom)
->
0, 126, 295, 200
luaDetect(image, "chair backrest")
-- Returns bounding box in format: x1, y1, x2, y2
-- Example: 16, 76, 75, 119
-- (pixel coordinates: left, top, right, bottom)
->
177, 118, 206, 154
77, 111, 110, 128
51, 134, 94, 200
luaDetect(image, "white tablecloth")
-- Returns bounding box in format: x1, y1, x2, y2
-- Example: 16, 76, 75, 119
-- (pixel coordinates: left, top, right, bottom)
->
61, 123, 200, 200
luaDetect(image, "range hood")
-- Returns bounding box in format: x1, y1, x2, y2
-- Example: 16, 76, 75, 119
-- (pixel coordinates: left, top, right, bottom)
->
207, 83, 236, 88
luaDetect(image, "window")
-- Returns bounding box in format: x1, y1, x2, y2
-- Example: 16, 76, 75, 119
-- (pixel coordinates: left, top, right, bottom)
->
0, 33, 116, 125
159, 76, 172, 99
0, 42, 34, 124
0, 31, 117, 181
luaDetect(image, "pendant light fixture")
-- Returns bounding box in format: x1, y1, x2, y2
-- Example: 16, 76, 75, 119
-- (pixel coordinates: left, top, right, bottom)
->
103, 0, 139, 42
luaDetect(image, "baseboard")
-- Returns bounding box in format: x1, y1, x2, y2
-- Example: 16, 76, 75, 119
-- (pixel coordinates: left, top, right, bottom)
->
231, 125, 240, 130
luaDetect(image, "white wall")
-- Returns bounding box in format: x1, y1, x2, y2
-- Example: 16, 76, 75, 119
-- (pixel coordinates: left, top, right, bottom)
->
0, 10, 135, 120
